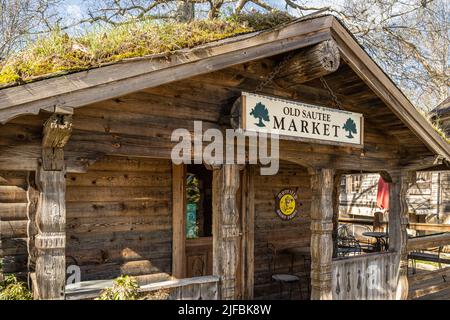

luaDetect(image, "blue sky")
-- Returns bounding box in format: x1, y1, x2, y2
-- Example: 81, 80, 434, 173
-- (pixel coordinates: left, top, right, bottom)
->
60, 0, 336, 24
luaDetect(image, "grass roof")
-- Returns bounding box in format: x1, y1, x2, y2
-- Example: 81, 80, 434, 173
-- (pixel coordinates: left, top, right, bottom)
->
0, 12, 292, 87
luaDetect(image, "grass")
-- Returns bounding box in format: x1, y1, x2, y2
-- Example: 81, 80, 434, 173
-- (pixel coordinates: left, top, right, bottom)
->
0, 12, 292, 87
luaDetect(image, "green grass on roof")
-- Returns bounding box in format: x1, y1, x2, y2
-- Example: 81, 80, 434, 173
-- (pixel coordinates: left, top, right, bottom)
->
0, 12, 292, 87
419, 109, 450, 144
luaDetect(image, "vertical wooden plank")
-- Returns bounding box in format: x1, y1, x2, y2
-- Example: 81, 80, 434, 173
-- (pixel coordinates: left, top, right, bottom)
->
212, 164, 241, 300
200, 281, 219, 300
181, 284, 193, 300
170, 286, 182, 300
172, 164, 186, 279
243, 166, 255, 299
310, 168, 334, 300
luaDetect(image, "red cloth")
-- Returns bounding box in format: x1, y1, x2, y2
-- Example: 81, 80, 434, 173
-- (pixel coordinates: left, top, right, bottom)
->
376, 177, 389, 210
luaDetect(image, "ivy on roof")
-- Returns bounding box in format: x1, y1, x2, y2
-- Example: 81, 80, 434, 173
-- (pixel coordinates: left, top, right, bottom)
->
0, 12, 292, 87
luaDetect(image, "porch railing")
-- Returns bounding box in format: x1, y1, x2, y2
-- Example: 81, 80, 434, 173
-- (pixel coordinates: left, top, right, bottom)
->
331, 252, 399, 300
139, 275, 220, 300
64, 275, 220, 300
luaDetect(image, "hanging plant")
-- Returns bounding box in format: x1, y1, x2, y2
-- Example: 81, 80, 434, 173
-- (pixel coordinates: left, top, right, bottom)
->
186, 173, 200, 204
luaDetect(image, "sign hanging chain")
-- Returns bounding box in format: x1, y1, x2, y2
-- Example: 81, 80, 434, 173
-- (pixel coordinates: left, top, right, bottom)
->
253, 52, 294, 94
320, 76, 343, 110
251, 53, 344, 112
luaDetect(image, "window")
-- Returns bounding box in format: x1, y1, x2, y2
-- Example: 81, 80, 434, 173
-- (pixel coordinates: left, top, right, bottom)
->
186, 165, 213, 239
347, 175, 362, 193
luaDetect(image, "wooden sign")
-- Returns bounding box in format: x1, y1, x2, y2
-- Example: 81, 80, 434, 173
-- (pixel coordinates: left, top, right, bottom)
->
275, 189, 299, 221
239, 92, 364, 147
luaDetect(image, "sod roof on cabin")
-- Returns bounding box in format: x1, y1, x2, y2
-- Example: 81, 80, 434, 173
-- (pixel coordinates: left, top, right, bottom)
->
0, 12, 293, 89
432, 97, 450, 117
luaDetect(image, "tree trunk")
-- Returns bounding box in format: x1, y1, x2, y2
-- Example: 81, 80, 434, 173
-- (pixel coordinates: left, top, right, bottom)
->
176, 0, 195, 22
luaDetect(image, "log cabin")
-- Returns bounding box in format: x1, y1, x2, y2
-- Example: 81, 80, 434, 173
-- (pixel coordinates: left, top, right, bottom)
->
0, 14, 449, 300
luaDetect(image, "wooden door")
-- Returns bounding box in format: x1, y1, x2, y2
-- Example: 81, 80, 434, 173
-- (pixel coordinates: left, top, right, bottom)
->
185, 237, 213, 277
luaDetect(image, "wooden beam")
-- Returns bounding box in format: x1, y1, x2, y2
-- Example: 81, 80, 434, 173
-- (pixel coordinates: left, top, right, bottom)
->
41, 114, 72, 171
172, 164, 186, 279
407, 233, 450, 251
399, 155, 445, 171
408, 223, 450, 233
276, 39, 340, 86
310, 168, 334, 300
42, 114, 73, 149
212, 164, 242, 300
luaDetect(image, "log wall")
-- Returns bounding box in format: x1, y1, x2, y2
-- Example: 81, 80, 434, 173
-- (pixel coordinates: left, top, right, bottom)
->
65, 156, 173, 281
0, 171, 29, 279
253, 162, 311, 299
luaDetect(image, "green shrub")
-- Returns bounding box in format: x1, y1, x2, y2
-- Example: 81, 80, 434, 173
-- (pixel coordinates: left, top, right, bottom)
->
97, 275, 139, 300
0, 274, 33, 300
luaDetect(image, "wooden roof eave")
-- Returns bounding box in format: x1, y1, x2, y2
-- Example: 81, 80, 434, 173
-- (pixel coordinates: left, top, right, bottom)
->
330, 18, 450, 162
0, 16, 334, 125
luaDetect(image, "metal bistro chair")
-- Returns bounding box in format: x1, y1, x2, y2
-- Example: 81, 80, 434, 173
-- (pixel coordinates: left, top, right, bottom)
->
267, 243, 303, 300
336, 225, 362, 258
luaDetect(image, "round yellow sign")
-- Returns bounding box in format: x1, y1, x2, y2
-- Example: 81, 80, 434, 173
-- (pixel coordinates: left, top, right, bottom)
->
275, 188, 299, 221
279, 194, 296, 216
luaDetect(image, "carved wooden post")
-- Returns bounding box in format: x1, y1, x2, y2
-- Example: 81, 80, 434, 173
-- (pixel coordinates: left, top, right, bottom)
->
26, 172, 39, 280
212, 164, 241, 300
310, 168, 334, 300
388, 170, 414, 300
34, 113, 72, 300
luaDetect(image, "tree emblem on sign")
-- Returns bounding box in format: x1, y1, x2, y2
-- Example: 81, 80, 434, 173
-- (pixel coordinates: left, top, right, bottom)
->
343, 118, 357, 139
250, 102, 270, 127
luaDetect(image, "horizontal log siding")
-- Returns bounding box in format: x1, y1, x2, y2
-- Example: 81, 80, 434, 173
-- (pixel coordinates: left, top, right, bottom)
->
0, 171, 29, 278
253, 162, 311, 300
66, 156, 173, 281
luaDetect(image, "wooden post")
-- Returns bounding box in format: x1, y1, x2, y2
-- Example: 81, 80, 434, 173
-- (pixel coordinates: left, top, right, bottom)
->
172, 164, 186, 279
26, 172, 39, 280
34, 113, 72, 300
212, 164, 241, 300
332, 172, 342, 259
241, 166, 255, 299
310, 168, 335, 300
388, 170, 414, 300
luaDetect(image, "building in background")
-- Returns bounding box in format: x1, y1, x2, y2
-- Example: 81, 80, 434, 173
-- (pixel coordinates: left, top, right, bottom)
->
340, 98, 450, 227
